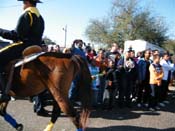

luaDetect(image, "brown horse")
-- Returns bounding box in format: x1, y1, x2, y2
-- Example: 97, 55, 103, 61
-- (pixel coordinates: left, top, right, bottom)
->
0, 52, 92, 131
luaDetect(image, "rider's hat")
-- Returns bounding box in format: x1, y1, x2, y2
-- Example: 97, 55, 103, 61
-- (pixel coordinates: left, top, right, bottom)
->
17, 0, 42, 3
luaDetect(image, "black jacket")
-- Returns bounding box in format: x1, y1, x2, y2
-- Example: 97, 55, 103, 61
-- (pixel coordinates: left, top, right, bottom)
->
0, 7, 44, 46
0, 7, 45, 67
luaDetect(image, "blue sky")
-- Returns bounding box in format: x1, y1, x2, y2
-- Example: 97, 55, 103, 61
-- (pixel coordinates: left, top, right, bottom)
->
0, 0, 175, 47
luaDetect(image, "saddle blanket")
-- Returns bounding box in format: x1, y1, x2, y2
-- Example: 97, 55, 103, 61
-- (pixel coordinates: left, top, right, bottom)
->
15, 52, 45, 67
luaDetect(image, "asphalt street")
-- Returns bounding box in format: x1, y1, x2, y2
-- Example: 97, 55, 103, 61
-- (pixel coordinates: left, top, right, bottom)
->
0, 87, 175, 131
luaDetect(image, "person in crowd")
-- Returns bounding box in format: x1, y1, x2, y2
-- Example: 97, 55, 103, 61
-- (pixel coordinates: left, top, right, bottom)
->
118, 47, 124, 55
129, 49, 139, 102
150, 50, 160, 61
137, 49, 152, 108
117, 49, 136, 108
68, 39, 86, 104
33, 90, 50, 116
41, 44, 48, 52
110, 43, 119, 53
109, 51, 121, 68
149, 54, 164, 110
103, 56, 119, 110
62, 47, 71, 54
95, 49, 108, 105
54, 45, 61, 53
136, 51, 143, 60
130, 50, 138, 63
70, 39, 86, 59
153, 50, 160, 55
0, 0, 44, 102
49, 46, 55, 52
88, 58, 100, 107
86, 48, 95, 61
159, 52, 175, 107
105, 43, 119, 58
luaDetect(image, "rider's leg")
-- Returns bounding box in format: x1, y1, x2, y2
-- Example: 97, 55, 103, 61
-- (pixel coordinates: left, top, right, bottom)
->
77, 129, 83, 131
0, 73, 5, 91
2, 112, 23, 130
4, 113, 18, 128
0, 72, 10, 102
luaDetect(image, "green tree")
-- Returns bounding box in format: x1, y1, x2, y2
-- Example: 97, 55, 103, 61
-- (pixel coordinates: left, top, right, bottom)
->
85, 19, 110, 44
43, 36, 56, 45
85, 0, 168, 47
162, 40, 175, 54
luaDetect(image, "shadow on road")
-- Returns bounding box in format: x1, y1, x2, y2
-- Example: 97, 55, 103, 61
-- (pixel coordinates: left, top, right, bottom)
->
90, 89, 175, 120
87, 126, 175, 131
90, 108, 160, 120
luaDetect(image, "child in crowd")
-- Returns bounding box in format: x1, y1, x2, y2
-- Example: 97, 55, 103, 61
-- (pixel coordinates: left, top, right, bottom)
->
103, 58, 119, 110
88, 58, 100, 107
149, 54, 164, 110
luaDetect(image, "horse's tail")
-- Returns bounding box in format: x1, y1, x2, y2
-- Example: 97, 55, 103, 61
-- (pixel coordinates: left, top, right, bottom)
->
73, 56, 92, 130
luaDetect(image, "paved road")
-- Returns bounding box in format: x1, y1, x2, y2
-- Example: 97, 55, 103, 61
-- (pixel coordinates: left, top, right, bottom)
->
0, 87, 175, 131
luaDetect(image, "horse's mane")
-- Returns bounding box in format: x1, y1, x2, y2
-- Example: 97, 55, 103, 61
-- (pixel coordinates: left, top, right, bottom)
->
40, 52, 72, 59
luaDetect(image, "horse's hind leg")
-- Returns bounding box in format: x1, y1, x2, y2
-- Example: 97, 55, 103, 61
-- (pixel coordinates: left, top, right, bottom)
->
44, 100, 61, 131
49, 87, 82, 130
57, 97, 82, 130
47, 82, 82, 130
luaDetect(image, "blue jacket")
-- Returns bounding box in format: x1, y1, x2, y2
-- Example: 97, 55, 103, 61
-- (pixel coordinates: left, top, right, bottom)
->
137, 58, 152, 81
71, 47, 86, 60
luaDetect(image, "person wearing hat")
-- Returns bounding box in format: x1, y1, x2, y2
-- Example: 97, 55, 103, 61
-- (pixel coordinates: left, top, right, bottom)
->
0, 0, 44, 101
0, 0, 45, 130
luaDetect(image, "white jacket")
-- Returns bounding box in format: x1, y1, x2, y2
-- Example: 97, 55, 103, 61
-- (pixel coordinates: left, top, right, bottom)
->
160, 59, 175, 80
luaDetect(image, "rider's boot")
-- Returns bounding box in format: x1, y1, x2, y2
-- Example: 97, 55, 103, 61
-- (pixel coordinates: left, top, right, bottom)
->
15, 123, 24, 131
3, 113, 23, 131
0, 73, 10, 102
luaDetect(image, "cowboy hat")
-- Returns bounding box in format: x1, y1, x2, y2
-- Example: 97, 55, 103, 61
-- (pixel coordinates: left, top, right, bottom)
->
18, 0, 42, 3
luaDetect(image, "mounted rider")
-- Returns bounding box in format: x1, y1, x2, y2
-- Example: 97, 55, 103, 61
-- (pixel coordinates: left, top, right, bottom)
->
0, 0, 45, 102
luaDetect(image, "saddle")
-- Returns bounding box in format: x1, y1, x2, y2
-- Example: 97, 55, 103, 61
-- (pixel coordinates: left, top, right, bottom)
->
3, 45, 45, 96
15, 45, 45, 67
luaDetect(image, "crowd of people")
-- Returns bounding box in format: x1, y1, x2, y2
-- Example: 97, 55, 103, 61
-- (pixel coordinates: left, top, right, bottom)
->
0, 0, 172, 114
35, 40, 175, 113
0, 1, 173, 130
85, 43, 174, 111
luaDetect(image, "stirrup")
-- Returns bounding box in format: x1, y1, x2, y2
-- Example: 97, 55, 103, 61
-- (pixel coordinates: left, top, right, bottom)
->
0, 93, 11, 102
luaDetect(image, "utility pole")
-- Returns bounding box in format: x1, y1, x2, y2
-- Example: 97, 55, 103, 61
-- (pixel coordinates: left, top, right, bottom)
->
63, 25, 67, 48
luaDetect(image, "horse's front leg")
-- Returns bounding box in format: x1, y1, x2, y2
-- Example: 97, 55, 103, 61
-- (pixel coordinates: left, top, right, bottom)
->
0, 102, 23, 131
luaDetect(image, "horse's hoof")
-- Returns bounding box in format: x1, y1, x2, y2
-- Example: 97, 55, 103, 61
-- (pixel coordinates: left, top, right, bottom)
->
15, 123, 23, 131
43, 128, 52, 131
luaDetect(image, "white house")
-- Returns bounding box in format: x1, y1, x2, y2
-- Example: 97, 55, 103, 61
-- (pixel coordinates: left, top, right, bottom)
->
124, 39, 165, 55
